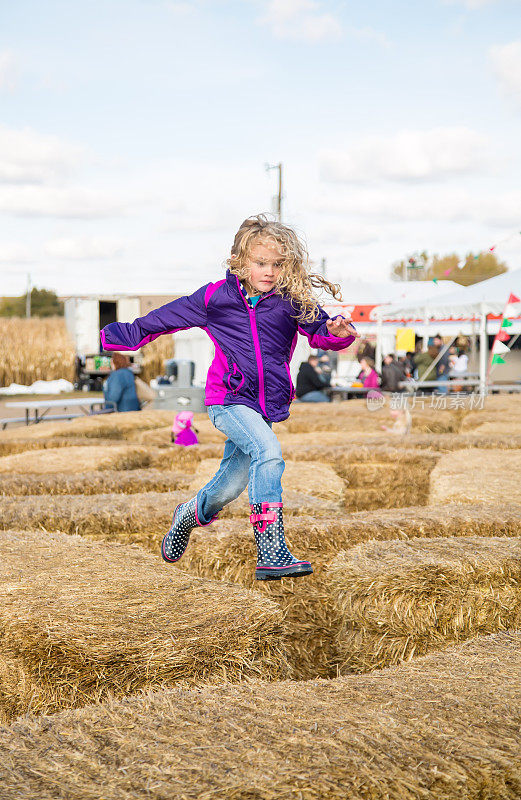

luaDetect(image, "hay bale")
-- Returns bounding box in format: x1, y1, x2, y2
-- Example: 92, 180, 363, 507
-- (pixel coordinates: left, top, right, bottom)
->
0, 529, 287, 718
0, 468, 192, 496
0, 444, 153, 473
0, 489, 334, 550
0, 409, 175, 443
188, 458, 345, 504
336, 451, 438, 509
328, 536, 521, 673
0, 435, 120, 457
0, 632, 520, 799
430, 448, 521, 504
469, 421, 521, 435
0, 654, 53, 723
128, 417, 227, 446
150, 442, 225, 470
183, 503, 521, 679
0, 492, 186, 547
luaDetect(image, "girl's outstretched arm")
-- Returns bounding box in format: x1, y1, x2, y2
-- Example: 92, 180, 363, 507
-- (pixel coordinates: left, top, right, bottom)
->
298, 306, 359, 352
100, 284, 210, 351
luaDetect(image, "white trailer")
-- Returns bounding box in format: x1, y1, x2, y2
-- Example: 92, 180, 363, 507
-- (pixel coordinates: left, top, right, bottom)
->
65, 295, 141, 354
64, 295, 142, 389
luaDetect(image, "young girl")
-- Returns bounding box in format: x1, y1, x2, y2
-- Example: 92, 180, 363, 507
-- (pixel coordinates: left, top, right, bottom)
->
100, 214, 358, 580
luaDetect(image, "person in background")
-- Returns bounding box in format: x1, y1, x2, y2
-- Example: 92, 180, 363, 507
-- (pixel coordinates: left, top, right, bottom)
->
317, 352, 333, 378
411, 341, 423, 379
400, 352, 414, 379
448, 344, 458, 371
453, 346, 469, 374
103, 352, 140, 412
380, 354, 406, 392
296, 354, 331, 402
414, 345, 438, 383
357, 356, 380, 389
357, 338, 376, 363
433, 334, 450, 395
450, 345, 469, 392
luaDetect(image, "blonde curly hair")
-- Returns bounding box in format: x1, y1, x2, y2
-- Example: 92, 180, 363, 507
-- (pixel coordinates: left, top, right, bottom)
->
226, 213, 342, 323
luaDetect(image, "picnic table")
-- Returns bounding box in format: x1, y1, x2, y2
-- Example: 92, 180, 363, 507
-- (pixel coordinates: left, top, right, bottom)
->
2, 397, 116, 429
326, 386, 373, 401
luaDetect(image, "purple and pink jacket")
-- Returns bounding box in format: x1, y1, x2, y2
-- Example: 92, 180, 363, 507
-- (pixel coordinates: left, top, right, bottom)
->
100, 270, 356, 422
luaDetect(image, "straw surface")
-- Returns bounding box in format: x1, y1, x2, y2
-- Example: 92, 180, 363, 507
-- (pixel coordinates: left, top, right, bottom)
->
329, 536, 521, 673
183, 502, 521, 678
0, 409, 175, 442
128, 417, 226, 445
0, 468, 191, 495
430, 448, 521, 504
0, 632, 520, 799
188, 458, 346, 503
0, 490, 338, 549
0, 444, 153, 473
0, 529, 287, 719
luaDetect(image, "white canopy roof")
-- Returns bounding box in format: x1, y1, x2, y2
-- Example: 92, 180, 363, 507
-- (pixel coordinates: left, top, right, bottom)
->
376, 268, 521, 321
324, 278, 460, 307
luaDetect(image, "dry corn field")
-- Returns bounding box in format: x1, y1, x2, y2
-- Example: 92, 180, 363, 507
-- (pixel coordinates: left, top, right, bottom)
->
0, 317, 174, 387
0, 317, 76, 385
0, 394, 521, 799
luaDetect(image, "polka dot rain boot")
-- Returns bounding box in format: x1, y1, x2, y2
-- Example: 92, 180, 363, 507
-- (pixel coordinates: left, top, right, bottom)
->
161, 496, 217, 563
250, 501, 313, 581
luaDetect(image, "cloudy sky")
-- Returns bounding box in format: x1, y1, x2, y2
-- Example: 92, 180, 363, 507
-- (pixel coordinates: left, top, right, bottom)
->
1, 0, 521, 296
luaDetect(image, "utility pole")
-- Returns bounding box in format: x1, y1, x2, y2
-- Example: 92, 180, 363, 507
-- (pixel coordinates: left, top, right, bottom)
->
264, 162, 283, 221
26, 273, 31, 318
320, 258, 326, 277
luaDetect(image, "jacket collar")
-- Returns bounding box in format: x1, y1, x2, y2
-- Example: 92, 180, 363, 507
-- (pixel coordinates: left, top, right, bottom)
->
225, 269, 276, 306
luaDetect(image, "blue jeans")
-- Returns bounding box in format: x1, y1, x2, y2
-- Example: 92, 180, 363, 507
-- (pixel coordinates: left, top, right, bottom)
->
436, 373, 449, 395
298, 390, 329, 402
197, 404, 285, 524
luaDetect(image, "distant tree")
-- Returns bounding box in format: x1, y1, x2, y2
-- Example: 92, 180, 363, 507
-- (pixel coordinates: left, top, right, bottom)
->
455, 252, 508, 286
0, 287, 64, 317
425, 254, 460, 282
391, 251, 508, 286
391, 251, 429, 281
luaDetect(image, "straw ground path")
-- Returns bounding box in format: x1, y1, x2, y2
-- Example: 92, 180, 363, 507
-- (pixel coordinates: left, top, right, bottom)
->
0, 529, 288, 720
0, 633, 519, 800
430, 448, 521, 504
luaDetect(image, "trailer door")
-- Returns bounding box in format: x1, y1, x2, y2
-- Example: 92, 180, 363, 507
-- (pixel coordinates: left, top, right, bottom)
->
117, 297, 140, 323
75, 299, 100, 354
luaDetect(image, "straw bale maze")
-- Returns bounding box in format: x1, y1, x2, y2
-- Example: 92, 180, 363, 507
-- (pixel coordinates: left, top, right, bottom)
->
1, 396, 521, 799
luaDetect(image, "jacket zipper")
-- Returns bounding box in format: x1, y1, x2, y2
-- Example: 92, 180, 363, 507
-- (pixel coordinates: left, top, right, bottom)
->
284, 361, 294, 403
247, 307, 267, 416
236, 276, 273, 416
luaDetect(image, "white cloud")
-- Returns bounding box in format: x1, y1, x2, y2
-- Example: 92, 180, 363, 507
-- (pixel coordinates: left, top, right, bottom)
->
43, 237, 125, 260
0, 243, 33, 263
443, 0, 501, 8
311, 220, 382, 247
0, 125, 85, 184
164, 1, 199, 16
310, 184, 521, 228
258, 0, 342, 42
490, 41, 521, 105
320, 127, 488, 183
0, 185, 129, 218
344, 25, 391, 48
0, 51, 17, 91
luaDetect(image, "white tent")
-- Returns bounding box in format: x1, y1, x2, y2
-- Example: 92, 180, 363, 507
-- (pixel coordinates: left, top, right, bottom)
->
323, 278, 460, 308
375, 268, 521, 321
374, 268, 521, 390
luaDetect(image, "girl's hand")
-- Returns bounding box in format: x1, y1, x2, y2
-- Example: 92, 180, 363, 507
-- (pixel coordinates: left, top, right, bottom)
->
327, 317, 360, 339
